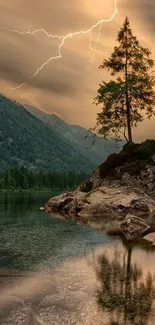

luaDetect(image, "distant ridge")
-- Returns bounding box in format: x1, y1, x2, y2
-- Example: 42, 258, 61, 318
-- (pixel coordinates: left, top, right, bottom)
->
24, 104, 123, 166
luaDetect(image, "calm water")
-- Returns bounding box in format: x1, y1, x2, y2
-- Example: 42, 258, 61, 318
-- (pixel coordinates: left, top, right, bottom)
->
0, 192, 155, 324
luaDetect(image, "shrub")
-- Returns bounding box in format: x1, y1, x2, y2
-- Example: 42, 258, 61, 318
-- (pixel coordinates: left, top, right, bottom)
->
137, 139, 155, 159
98, 140, 155, 180
79, 180, 92, 192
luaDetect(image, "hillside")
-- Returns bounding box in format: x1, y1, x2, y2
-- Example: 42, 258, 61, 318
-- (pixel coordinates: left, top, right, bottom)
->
0, 95, 94, 172
24, 105, 123, 166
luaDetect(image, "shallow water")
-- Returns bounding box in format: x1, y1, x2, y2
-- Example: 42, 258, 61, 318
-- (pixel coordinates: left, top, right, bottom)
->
0, 192, 155, 324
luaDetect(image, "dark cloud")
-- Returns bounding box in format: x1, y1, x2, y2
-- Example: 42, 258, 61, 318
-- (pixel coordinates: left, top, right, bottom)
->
0, 34, 87, 96
0, 0, 93, 32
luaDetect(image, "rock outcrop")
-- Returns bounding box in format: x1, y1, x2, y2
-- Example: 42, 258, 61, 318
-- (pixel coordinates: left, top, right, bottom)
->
45, 140, 155, 240
45, 186, 155, 237
79, 140, 155, 197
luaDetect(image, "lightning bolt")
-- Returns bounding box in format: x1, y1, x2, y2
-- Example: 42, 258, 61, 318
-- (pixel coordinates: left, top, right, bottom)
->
86, 23, 104, 71
0, 0, 118, 91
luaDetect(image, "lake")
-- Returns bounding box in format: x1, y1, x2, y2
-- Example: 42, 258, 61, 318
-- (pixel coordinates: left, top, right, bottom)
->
0, 192, 155, 324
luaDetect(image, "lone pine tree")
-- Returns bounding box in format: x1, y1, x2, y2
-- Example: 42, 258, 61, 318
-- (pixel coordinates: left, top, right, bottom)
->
94, 17, 155, 142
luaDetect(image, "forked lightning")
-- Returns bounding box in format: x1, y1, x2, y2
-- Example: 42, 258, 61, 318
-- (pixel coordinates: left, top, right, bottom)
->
0, 0, 118, 90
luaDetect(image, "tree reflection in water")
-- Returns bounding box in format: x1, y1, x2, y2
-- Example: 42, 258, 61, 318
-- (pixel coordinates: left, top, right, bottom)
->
96, 242, 155, 325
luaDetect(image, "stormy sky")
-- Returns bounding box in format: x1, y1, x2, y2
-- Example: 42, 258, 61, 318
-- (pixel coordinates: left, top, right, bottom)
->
0, 0, 155, 140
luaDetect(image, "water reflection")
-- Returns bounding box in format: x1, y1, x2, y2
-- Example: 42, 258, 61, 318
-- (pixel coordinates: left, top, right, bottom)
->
1, 192, 155, 324
0, 192, 55, 225
0, 192, 111, 270
1, 239, 155, 324
96, 240, 155, 325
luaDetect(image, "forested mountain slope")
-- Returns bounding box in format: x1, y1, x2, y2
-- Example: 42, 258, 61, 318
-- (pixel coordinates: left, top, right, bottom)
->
0, 95, 94, 172
24, 104, 123, 166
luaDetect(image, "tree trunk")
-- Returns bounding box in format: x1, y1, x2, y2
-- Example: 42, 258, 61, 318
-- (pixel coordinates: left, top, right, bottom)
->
125, 26, 132, 143
126, 97, 132, 143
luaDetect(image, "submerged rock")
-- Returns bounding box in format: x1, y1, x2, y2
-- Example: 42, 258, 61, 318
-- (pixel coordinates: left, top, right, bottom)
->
39, 206, 45, 211
120, 214, 150, 240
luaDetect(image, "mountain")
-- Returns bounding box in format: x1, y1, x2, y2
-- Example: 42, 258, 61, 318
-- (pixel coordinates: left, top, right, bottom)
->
0, 95, 94, 172
24, 105, 124, 166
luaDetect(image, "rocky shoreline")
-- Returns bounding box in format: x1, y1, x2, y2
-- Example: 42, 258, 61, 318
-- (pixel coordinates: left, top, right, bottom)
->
44, 141, 155, 241
44, 186, 155, 240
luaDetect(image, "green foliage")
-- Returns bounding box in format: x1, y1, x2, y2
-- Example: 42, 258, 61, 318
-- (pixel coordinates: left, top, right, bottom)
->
0, 167, 88, 191
0, 94, 93, 173
123, 141, 137, 150
79, 180, 92, 192
94, 17, 155, 142
137, 139, 155, 159
99, 139, 155, 179
123, 139, 155, 159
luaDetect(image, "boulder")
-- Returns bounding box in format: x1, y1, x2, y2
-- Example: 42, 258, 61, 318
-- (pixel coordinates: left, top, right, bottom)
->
45, 186, 155, 233
143, 233, 155, 244
45, 191, 75, 213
